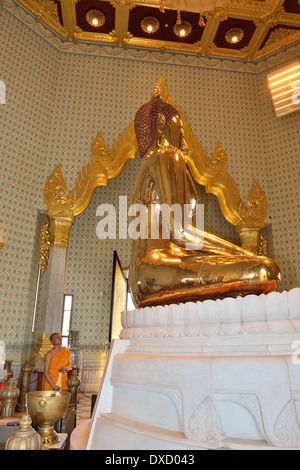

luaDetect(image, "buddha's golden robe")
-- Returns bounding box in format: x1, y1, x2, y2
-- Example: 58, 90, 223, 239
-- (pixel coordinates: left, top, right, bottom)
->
43, 347, 70, 391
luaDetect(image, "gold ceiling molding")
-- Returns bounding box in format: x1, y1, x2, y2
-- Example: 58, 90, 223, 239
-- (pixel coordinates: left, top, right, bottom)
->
13, 0, 300, 62
110, 0, 136, 8
265, 26, 300, 47
59, 0, 80, 40
43, 76, 268, 254
16, 0, 66, 38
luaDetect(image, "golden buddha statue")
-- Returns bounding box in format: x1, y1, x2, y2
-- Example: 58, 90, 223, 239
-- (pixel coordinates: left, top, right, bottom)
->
128, 94, 280, 308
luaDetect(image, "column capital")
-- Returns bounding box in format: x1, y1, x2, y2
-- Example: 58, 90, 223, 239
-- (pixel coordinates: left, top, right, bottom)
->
236, 227, 262, 255
49, 215, 74, 250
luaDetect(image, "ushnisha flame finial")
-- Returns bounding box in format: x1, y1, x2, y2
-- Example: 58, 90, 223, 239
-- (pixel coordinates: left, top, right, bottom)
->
152, 77, 163, 99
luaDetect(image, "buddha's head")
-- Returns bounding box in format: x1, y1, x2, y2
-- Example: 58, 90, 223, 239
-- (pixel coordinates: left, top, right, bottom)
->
134, 95, 184, 158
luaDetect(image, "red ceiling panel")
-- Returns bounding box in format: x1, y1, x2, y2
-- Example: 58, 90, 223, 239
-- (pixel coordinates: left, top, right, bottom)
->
213, 17, 256, 50
282, 0, 300, 14
128, 6, 204, 44
75, 0, 115, 34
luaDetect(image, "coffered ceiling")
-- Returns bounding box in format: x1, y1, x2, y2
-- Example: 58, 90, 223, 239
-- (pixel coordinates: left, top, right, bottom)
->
15, 0, 300, 61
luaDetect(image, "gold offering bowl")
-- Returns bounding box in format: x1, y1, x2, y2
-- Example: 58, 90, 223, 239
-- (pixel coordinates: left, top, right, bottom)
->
26, 391, 70, 445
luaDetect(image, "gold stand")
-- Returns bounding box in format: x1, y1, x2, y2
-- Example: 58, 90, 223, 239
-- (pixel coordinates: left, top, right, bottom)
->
29, 333, 52, 368
16, 361, 32, 413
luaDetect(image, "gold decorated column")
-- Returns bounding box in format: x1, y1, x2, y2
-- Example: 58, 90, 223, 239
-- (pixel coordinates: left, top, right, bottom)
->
234, 179, 268, 255
40, 215, 74, 335
40, 165, 76, 336
237, 226, 262, 255
37, 118, 137, 349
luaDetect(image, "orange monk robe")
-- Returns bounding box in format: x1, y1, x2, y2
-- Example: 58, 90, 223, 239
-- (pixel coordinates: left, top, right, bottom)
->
44, 347, 71, 391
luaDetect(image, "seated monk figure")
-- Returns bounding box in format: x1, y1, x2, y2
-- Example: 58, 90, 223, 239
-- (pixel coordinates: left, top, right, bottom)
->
128, 94, 280, 308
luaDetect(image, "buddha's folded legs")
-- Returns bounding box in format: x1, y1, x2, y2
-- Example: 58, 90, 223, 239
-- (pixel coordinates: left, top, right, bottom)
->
130, 248, 280, 308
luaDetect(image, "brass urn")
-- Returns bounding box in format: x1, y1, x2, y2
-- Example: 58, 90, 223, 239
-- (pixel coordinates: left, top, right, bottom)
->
5, 414, 42, 450
26, 391, 70, 446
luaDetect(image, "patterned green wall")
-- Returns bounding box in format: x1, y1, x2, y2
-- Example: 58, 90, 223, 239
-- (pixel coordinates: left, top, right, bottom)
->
0, 4, 299, 364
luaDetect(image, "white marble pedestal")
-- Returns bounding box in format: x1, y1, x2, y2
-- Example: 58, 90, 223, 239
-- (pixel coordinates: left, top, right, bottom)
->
75, 288, 300, 450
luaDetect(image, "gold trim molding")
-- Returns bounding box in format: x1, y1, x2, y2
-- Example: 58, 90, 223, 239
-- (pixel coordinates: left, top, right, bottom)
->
16, 0, 66, 38
43, 76, 268, 254
13, 0, 300, 62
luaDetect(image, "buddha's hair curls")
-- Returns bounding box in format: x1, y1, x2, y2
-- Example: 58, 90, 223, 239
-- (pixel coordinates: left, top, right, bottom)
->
134, 96, 180, 158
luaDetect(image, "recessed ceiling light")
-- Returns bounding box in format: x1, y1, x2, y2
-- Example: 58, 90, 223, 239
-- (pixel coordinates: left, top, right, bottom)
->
173, 20, 192, 38
140, 16, 160, 34
225, 27, 244, 44
85, 9, 105, 28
